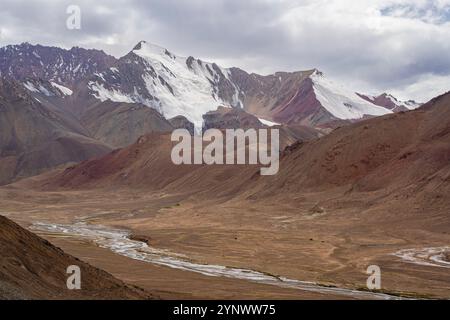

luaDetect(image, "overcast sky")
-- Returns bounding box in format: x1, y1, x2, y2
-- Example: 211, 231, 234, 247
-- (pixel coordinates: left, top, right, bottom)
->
0, 0, 449, 101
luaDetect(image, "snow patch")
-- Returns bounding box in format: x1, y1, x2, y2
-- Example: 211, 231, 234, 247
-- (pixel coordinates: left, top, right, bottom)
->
50, 82, 73, 96
23, 81, 39, 93
23, 81, 53, 96
258, 118, 280, 127
89, 82, 134, 103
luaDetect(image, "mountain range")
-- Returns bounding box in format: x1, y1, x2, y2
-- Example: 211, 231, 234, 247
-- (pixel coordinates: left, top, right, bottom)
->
0, 41, 422, 185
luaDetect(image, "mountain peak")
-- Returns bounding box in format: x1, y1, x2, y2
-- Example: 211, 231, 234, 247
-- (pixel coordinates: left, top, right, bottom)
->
132, 40, 147, 51
132, 41, 174, 58
311, 68, 324, 77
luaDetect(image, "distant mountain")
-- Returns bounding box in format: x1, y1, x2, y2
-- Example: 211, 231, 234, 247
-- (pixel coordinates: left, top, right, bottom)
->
0, 42, 426, 184
202, 105, 323, 149
357, 93, 421, 112
203, 106, 265, 131
0, 42, 116, 87
229, 69, 400, 128
0, 42, 420, 131
82, 41, 418, 129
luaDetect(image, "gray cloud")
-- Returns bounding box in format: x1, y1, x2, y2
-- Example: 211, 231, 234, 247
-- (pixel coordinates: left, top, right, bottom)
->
0, 0, 449, 101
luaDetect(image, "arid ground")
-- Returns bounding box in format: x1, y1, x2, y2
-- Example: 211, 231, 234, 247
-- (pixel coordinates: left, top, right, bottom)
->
1, 181, 449, 299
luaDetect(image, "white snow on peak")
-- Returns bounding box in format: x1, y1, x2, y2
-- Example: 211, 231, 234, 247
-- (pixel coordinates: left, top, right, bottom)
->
132, 41, 240, 128
88, 41, 242, 130
133, 41, 172, 58
50, 82, 73, 96
258, 118, 280, 127
310, 71, 393, 120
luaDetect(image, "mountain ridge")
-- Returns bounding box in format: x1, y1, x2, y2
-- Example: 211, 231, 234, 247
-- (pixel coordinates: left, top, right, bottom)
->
0, 41, 426, 185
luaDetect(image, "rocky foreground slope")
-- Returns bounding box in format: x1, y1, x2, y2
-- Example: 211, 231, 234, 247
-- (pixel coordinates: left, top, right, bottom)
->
0, 215, 153, 299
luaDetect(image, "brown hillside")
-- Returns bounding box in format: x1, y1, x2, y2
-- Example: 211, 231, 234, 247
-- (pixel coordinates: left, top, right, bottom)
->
42, 92, 450, 209
0, 215, 153, 299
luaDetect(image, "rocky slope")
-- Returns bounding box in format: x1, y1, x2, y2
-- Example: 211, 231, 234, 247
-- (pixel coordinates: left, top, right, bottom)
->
202, 106, 265, 131
202, 106, 322, 149
168, 115, 195, 135
0, 215, 152, 299
0, 79, 112, 185
81, 100, 174, 148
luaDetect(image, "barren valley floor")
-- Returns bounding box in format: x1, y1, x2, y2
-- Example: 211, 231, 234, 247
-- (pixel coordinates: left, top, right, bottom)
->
1, 185, 449, 299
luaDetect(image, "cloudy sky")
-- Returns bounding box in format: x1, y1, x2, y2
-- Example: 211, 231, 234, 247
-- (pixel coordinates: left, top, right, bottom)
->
0, 0, 449, 101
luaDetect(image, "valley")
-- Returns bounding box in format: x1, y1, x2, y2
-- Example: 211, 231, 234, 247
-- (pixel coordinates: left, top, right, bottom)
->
0, 41, 448, 300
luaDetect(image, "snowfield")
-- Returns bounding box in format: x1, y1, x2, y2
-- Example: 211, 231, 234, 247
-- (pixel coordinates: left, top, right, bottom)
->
134, 42, 240, 128
50, 82, 73, 96
89, 41, 241, 130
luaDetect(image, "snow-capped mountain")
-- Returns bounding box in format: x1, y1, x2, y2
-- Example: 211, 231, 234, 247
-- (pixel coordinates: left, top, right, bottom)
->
0, 41, 421, 131
226, 68, 407, 128
85, 41, 418, 129
0, 41, 429, 185
88, 41, 242, 128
